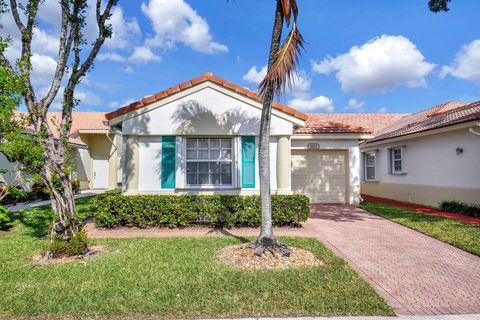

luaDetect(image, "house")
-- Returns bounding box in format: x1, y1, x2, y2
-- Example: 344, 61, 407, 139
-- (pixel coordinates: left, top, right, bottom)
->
360, 101, 480, 207
0, 112, 119, 191
104, 72, 404, 204
6, 73, 478, 209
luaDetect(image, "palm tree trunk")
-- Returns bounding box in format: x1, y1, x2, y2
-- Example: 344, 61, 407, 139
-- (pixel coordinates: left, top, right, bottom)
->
254, 0, 289, 254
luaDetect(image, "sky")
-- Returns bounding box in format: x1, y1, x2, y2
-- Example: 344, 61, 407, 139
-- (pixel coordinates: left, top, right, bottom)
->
2, 0, 480, 115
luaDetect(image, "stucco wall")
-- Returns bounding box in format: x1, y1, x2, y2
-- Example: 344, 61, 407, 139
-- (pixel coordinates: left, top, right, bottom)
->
78, 133, 118, 189
135, 135, 279, 193
122, 86, 294, 136
360, 128, 480, 207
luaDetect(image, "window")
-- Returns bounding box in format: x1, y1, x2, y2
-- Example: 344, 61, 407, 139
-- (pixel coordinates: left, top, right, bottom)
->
186, 138, 233, 186
390, 147, 405, 174
364, 152, 376, 181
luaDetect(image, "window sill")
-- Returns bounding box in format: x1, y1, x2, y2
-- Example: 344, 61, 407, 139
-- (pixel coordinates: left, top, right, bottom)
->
179, 186, 238, 190
389, 172, 407, 175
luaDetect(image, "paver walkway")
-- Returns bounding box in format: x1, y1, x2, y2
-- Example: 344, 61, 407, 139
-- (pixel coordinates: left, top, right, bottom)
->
86, 204, 480, 316
309, 204, 480, 316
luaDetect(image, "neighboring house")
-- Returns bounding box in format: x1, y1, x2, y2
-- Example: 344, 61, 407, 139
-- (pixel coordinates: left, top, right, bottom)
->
104, 72, 399, 204
360, 101, 480, 207
0, 112, 118, 191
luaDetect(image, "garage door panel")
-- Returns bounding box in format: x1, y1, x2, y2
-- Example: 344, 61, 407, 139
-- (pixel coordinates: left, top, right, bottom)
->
291, 150, 347, 204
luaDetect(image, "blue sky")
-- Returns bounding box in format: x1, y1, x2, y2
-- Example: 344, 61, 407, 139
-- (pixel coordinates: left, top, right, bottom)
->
2, 0, 480, 114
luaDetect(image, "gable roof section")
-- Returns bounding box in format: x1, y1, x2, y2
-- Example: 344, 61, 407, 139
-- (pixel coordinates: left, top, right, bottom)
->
367, 101, 480, 143
17, 112, 109, 147
105, 72, 308, 122
295, 113, 408, 134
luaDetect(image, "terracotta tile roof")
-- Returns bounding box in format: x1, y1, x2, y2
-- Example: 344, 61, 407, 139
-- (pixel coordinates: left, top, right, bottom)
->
295, 113, 408, 135
16, 112, 108, 147
105, 72, 309, 121
367, 101, 480, 143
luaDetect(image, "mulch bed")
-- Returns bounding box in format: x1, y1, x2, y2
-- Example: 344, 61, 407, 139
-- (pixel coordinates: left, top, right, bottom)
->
217, 243, 323, 269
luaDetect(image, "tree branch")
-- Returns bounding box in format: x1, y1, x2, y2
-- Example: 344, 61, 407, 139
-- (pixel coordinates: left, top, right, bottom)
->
40, 0, 75, 108
8, 0, 25, 32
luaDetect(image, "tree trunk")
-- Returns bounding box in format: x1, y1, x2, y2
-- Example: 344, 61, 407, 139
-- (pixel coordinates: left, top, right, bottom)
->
43, 166, 83, 259
253, 0, 289, 256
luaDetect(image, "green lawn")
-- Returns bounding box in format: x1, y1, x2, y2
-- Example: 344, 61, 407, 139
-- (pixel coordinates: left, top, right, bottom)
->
361, 201, 480, 256
0, 197, 393, 318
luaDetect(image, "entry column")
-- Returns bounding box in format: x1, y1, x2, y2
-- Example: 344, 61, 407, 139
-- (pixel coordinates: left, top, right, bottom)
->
276, 136, 291, 193
125, 135, 139, 193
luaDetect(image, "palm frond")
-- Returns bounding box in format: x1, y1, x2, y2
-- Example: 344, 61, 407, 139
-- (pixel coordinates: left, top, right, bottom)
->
280, 0, 298, 26
259, 22, 304, 97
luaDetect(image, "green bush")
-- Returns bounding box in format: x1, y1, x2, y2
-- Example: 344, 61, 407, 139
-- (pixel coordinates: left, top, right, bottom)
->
0, 205, 11, 230
47, 230, 89, 257
440, 201, 480, 218
93, 194, 310, 228
0, 185, 28, 205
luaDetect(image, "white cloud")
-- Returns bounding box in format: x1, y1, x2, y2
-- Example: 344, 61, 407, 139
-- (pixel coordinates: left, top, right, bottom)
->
313, 35, 436, 93
98, 52, 127, 62
440, 39, 480, 83
344, 98, 365, 112
129, 46, 161, 64
74, 89, 102, 107
109, 101, 119, 108
242, 66, 267, 84
123, 66, 135, 74
377, 107, 388, 113
141, 0, 228, 54
288, 96, 334, 112
106, 7, 142, 49
288, 71, 311, 98
30, 54, 58, 85
242, 66, 311, 98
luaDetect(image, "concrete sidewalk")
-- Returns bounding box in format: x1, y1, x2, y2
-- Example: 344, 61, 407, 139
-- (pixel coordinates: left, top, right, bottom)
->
7, 189, 105, 212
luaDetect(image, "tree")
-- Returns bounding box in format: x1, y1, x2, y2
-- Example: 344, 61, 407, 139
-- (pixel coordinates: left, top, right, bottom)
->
428, 0, 451, 12
0, 0, 118, 259
251, 0, 304, 256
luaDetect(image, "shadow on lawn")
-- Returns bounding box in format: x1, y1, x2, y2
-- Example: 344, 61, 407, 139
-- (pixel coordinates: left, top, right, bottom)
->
10, 204, 53, 238
9, 196, 98, 238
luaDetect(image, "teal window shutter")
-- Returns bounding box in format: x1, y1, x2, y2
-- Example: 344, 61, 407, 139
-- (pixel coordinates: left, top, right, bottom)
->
241, 136, 255, 188
161, 136, 176, 189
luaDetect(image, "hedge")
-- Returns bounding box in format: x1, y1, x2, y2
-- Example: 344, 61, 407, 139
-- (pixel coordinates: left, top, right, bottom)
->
440, 201, 480, 218
93, 194, 310, 228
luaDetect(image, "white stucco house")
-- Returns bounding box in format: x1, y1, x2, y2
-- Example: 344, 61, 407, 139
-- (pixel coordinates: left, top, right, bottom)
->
104, 72, 389, 205
4, 73, 478, 209
360, 101, 480, 207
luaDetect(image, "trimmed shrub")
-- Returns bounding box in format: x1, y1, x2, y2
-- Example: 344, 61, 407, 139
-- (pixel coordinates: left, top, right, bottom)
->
28, 182, 51, 201
93, 194, 310, 228
0, 185, 28, 205
440, 201, 480, 218
47, 230, 89, 257
0, 205, 11, 230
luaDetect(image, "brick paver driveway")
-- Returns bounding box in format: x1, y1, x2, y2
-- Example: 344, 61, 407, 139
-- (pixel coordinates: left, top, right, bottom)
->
309, 204, 480, 316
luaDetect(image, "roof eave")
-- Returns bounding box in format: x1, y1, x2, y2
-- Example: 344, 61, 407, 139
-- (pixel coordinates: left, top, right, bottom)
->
362, 120, 480, 147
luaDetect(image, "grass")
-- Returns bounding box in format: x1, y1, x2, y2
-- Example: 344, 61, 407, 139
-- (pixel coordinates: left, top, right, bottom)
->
0, 197, 393, 318
361, 201, 480, 256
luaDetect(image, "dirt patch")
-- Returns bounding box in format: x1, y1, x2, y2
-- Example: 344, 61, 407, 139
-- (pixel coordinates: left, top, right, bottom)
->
217, 243, 323, 269
32, 245, 108, 266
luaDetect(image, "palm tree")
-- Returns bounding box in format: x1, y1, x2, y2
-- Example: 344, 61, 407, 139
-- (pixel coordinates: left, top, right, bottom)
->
251, 0, 304, 256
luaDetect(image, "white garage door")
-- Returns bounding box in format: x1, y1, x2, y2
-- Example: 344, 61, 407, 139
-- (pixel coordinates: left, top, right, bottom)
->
291, 150, 347, 203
